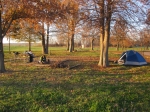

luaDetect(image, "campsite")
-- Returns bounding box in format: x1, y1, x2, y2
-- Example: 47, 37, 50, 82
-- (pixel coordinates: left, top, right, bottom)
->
1, 44, 150, 111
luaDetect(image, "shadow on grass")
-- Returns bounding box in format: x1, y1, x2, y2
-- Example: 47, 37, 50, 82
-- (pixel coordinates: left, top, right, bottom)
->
1, 67, 150, 111
1, 61, 150, 111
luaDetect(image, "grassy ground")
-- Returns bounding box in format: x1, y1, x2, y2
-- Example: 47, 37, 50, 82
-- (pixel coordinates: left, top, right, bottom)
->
1, 46, 150, 112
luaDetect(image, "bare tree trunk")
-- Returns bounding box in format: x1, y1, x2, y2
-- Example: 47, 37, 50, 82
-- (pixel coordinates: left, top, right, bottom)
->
72, 35, 74, 51
146, 46, 149, 50
116, 41, 119, 51
69, 20, 75, 52
121, 40, 123, 50
67, 37, 69, 51
69, 35, 74, 52
103, 0, 112, 67
91, 38, 94, 50
98, 0, 105, 66
0, 6, 5, 73
41, 23, 46, 54
42, 34, 46, 54
9, 37, 11, 53
28, 41, 31, 51
0, 37, 5, 73
98, 0, 112, 67
103, 18, 111, 67
28, 35, 31, 51
45, 23, 49, 54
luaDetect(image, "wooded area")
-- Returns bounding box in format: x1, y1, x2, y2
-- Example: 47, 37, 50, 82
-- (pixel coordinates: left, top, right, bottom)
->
0, 0, 149, 72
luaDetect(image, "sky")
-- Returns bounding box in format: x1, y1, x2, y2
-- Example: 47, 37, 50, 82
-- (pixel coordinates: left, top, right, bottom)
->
3, 37, 17, 43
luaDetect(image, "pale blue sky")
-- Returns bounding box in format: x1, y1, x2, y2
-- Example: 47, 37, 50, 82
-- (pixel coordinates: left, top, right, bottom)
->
3, 37, 17, 43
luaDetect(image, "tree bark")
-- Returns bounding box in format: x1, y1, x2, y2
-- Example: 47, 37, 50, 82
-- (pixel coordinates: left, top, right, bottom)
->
98, 0, 112, 67
9, 37, 11, 53
103, 17, 111, 67
69, 34, 74, 52
0, 37, 5, 73
42, 34, 46, 54
41, 22, 46, 54
45, 23, 49, 54
67, 37, 69, 51
28, 34, 31, 51
116, 42, 119, 51
72, 35, 74, 51
0, 4, 5, 73
91, 38, 94, 50
98, 0, 105, 66
69, 20, 75, 52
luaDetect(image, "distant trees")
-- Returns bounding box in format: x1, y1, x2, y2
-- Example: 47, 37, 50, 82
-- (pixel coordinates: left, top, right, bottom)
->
140, 28, 150, 50
8, 20, 41, 51
81, 23, 99, 50
111, 17, 128, 50
33, 0, 63, 54
61, 0, 80, 52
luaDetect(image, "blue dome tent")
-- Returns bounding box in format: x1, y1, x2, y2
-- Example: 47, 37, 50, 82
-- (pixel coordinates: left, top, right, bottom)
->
118, 50, 147, 65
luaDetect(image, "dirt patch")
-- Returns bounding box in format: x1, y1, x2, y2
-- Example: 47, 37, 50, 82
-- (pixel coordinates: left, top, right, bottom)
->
9, 55, 150, 71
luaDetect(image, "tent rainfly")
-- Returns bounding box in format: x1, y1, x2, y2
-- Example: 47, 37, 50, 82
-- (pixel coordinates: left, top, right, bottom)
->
118, 50, 147, 66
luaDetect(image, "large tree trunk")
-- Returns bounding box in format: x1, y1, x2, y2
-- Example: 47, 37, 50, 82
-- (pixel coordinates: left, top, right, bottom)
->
98, 28, 105, 66
103, 19, 111, 67
98, 0, 112, 67
98, 0, 105, 66
0, 37, 5, 73
0, 7, 5, 73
